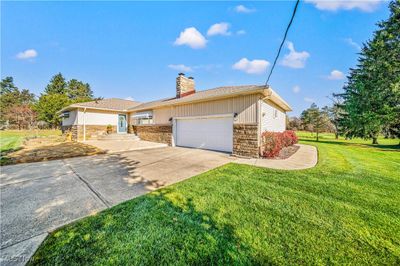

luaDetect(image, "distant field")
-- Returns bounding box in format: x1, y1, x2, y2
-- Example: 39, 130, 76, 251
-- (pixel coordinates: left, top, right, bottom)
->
296, 131, 399, 146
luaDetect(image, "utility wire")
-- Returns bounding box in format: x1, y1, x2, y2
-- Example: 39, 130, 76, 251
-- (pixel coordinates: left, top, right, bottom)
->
266, 0, 300, 85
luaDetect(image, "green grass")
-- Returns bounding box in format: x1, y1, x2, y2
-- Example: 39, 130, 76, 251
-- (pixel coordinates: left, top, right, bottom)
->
0, 130, 62, 164
30, 133, 400, 265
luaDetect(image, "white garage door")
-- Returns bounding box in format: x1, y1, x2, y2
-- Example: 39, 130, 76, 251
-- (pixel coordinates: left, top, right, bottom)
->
176, 116, 233, 152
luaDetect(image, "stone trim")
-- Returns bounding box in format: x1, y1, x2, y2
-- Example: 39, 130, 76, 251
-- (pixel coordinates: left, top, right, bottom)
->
132, 124, 172, 145
233, 123, 259, 158
62, 125, 117, 141
61, 125, 78, 141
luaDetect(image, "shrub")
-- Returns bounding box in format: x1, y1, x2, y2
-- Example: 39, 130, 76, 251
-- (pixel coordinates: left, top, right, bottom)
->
282, 130, 298, 147
106, 124, 113, 134
260, 130, 298, 158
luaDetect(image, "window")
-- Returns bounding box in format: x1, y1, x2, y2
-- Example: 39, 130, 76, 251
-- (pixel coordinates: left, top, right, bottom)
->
132, 111, 154, 125
137, 117, 153, 125
273, 109, 278, 119
62, 111, 70, 119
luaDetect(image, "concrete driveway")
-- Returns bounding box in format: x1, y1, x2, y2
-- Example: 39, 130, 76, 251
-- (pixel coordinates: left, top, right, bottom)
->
0, 147, 233, 265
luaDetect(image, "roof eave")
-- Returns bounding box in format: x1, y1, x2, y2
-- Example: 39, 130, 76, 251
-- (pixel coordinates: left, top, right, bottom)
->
128, 88, 267, 112
262, 88, 292, 112
58, 105, 130, 113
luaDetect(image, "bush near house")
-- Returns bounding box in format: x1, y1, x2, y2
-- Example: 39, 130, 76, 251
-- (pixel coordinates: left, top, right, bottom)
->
260, 130, 298, 158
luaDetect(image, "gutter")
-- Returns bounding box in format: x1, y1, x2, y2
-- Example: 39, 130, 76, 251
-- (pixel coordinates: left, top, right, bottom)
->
83, 107, 87, 141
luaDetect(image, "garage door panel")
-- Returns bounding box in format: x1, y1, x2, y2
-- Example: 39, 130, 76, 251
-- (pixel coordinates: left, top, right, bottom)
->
176, 117, 233, 152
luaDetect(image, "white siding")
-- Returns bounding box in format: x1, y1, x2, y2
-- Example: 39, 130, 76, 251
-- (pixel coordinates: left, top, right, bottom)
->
260, 100, 286, 132
76, 109, 120, 125
62, 110, 78, 126
144, 94, 260, 125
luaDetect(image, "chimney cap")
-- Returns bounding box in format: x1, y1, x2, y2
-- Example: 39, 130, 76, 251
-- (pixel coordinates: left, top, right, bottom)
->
188, 76, 194, 80
178, 73, 185, 76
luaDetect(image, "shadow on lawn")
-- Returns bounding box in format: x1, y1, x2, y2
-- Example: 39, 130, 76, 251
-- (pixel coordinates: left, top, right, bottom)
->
300, 138, 400, 151
30, 189, 261, 265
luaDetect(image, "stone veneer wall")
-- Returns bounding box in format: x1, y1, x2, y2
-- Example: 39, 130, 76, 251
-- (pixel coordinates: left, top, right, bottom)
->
61, 125, 78, 141
62, 125, 117, 141
132, 125, 172, 145
233, 124, 259, 158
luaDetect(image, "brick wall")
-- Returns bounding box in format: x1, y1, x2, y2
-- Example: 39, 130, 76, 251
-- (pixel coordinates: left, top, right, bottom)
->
233, 124, 259, 158
132, 124, 172, 145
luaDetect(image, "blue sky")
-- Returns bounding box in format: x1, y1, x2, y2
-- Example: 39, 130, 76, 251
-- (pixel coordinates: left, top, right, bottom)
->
1, 1, 390, 116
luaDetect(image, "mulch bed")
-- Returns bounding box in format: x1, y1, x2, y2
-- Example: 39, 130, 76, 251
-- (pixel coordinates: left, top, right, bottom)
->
271, 145, 300, 160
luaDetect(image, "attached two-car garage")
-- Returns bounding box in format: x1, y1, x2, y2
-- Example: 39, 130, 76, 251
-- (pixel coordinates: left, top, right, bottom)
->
174, 116, 233, 153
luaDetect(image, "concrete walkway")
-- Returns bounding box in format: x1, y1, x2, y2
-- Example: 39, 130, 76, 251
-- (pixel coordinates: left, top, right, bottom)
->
236, 144, 318, 170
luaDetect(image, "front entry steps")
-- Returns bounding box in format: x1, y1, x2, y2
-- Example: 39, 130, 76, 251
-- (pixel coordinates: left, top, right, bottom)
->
97, 133, 140, 141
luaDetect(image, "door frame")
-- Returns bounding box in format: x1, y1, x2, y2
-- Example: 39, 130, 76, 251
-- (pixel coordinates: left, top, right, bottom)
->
117, 114, 128, 134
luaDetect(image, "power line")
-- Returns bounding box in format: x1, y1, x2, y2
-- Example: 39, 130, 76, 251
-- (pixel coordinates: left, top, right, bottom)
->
266, 0, 300, 86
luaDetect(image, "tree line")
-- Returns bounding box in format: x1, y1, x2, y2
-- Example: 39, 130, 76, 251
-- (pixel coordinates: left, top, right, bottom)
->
0, 73, 97, 129
289, 1, 399, 144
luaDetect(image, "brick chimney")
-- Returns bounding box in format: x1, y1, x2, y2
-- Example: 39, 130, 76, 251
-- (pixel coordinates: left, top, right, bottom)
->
176, 73, 195, 98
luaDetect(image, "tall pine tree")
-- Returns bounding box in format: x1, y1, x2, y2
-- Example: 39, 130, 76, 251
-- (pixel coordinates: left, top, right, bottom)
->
44, 73, 67, 95
340, 0, 400, 144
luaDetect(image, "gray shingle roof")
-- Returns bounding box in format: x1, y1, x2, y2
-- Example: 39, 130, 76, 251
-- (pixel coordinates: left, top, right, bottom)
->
60, 85, 291, 113
62, 98, 141, 112
128, 85, 268, 111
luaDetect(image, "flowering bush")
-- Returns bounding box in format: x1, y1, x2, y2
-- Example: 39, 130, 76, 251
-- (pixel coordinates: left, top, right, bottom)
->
260, 130, 298, 158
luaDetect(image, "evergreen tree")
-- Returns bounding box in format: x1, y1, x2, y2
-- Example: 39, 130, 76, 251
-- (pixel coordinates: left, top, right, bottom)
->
340, 0, 400, 144
35, 94, 70, 128
66, 79, 94, 102
301, 103, 330, 141
44, 73, 67, 95
37, 73, 96, 127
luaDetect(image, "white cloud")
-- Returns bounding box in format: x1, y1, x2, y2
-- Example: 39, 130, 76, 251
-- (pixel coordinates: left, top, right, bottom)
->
235, 5, 256, 13
305, 0, 383, 12
281, 42, 310, 69
327, 70, 345, 80
174, 27, 207, 49
304, 97, 315, 103
344, 38, 361, 51
168, 64, 193, 72
236, 30, 246, 35
232, 58, 270, 74
207, 22, 231, 36
125, 97, 135, 101
292, 85, 301, 93
16, 49, 38, 59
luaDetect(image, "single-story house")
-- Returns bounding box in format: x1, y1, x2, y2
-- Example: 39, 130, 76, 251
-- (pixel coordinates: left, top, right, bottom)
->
60, 73, 291, 157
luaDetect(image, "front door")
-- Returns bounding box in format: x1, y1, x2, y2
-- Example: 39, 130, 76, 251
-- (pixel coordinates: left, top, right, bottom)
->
118, 114, 127, 133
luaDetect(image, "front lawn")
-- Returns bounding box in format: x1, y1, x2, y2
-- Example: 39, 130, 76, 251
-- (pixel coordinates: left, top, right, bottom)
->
0, 130, 62, 164
0, 130, 104, 165
30, 134, 400, 265
0, 129, 61, 153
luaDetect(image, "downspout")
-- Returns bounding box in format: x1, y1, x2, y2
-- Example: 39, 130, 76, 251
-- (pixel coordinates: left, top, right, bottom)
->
83, 107, 87, 141
259, 95, 271, 157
